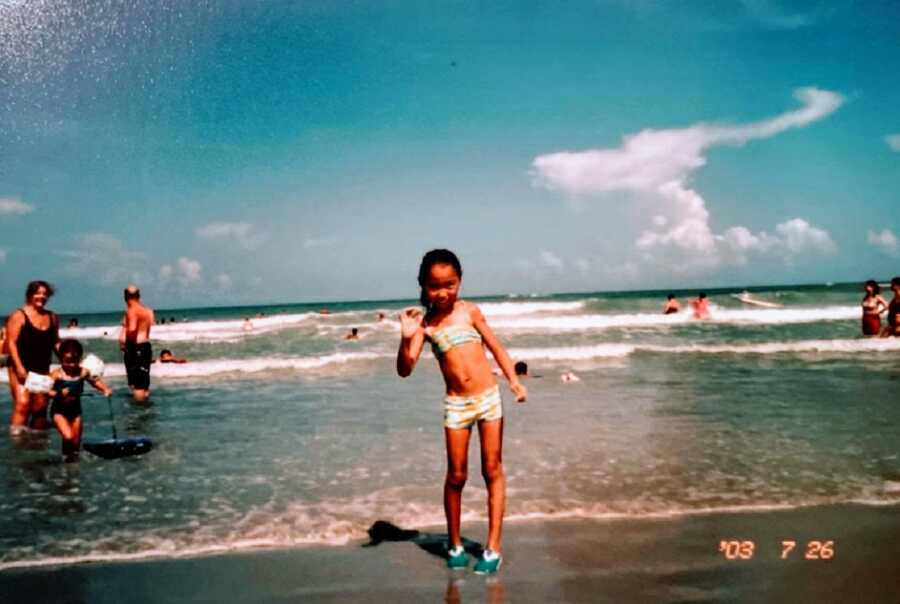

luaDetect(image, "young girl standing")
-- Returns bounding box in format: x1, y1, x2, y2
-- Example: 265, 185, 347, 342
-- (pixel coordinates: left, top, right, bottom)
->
48, 339, 113, 461
397, 249, 527, 574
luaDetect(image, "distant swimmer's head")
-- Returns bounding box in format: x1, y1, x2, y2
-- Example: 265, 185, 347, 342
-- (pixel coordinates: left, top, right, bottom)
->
351, 328, 358, 336
124, 285, 141, 301
418, 249, 463, 311
25, 280, 55, 308
698, 292, 707, 300
667, 293, 676, 301
59, 339, 84, 373
514, 361, 528, 376
159, 349, 172, 361
864, 280, 880, 295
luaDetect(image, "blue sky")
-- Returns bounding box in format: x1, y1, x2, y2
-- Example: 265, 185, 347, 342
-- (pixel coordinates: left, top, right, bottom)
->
1, 0, 898, 312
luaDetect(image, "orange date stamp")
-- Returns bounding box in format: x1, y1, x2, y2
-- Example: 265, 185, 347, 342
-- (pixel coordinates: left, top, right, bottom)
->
718, 540, 834, 560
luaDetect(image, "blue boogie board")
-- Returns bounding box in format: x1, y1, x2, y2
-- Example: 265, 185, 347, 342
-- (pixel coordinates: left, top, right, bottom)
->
83, 437, 153, 459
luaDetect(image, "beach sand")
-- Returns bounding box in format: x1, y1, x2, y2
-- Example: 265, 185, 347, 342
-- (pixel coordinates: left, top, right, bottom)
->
2, 502, 898, 603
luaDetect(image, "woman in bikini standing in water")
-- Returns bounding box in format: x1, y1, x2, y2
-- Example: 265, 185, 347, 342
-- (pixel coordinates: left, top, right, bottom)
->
6, 281, 61, 434
397, 249, 527, 574
861, 280, 888, 337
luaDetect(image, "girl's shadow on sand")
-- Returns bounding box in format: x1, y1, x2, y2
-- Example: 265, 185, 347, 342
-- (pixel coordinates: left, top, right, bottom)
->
363, 520, 485, 560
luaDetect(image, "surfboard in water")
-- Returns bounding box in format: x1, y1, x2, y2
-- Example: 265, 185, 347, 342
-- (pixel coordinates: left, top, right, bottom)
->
731, 292, 783, 309
83, 438, 153, 459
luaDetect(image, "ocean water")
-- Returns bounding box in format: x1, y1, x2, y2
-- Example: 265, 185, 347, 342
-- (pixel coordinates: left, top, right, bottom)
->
1, 283, 899, 570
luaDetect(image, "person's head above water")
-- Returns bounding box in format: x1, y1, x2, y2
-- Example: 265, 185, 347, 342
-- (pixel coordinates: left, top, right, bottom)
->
514, 361, 528, 376
864, 280, 881, 295
351, 328, 358, 336
417, 249, 463, 310
698, 292, 707, 300
667, 293, 676, 301
124, 284, 141, 301
159, 349, 172, 360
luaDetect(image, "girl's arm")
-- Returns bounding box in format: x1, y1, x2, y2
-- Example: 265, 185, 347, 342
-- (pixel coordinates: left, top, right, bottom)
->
396, 307, 426, 377
51, 313, 61, 359
878, 296, 889, 314
47, 368, 60, 398
469, 303, 527, 402
5, 312, 27, 381
86, 371, 113, 397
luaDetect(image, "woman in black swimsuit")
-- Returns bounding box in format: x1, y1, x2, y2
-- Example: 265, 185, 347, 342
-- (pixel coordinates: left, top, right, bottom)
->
6, 281, 60, 434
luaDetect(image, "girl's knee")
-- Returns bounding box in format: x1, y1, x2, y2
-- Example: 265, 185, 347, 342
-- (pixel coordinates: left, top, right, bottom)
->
481, 461, 504, 483
446, 469, 468, 489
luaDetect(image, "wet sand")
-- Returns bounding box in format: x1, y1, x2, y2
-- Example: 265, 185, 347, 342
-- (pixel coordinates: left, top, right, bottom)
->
1, 503, 898, 603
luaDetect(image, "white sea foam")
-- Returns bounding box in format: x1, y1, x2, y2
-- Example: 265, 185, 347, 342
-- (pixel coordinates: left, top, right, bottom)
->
60, 312, 317, 342
509, 338, 900, 361
0, 352, 388, 382
479, 301, 586, 316
492, 305, 860, 331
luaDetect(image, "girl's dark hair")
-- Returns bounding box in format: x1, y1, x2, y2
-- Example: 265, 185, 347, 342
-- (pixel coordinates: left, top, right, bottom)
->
865, 279, 880, 295
417, 249, 462, 308
25, 280, 55, 301
58, 339, 83, 359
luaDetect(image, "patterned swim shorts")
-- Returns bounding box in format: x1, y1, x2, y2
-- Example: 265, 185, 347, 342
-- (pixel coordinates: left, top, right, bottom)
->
444, 385, 502, 430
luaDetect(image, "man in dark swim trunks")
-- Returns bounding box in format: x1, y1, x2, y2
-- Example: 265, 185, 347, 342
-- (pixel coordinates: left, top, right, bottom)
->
119, 285, 155, 402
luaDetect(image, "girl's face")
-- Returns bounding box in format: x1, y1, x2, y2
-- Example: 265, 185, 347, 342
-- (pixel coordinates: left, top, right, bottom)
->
865, 284, 874, 295
29, 286, 50, 309
61, 353, 80, 375
424, 263, 460, 310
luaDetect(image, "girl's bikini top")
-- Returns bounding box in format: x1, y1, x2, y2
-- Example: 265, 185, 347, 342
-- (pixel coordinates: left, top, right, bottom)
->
429, 324, 482, 356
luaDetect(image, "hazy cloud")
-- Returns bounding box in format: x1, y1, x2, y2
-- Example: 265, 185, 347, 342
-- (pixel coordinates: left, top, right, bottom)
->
196, 222, 266, 251
0, 198, 34, 216
159, 257, 203, 287
885, 134, 900, 152
867, 228, 898, 255
63, 232, 151, 285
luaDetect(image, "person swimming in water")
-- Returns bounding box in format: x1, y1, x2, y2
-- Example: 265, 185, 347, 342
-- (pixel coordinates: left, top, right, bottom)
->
344, 327, 360, 341
48, 339, 113, 461
397, 249, 527, 574
663, 294, 680, 315
691, 292, 710, 320
861, 280, 888, 337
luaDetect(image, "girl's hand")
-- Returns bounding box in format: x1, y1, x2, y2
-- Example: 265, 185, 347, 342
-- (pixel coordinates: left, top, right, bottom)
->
398, 307, 423, 339
510, 381, 527, 402
15, 367, 27, 382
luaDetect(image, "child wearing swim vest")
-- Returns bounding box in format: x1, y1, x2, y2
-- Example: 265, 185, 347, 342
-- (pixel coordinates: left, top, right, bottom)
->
48, 339, 113, 461
397, 249, 527, 574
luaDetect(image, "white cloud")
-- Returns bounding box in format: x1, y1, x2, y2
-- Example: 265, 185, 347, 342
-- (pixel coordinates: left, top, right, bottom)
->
0, 249, 6, 263
196, 222, 266, 250
64, 232, 151, 285
886, 134, 900, 152
0, 198, 34, 216
159, 257, 203, 287
539, 250, 564, 271
532, 87, 842, 269
574, 258, 591, 273
215, 273, 233, 291
867, 228, 898, 255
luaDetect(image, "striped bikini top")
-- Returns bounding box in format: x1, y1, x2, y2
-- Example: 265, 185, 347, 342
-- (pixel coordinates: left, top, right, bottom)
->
429, 324, 482, 356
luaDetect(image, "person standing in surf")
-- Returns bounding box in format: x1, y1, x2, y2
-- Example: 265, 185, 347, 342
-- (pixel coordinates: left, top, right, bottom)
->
691, 292, 711, 320
883, 277, 900, 338
5, 281, 61, 434
48, 339, 113, 461
397, 249, 527, 574
861, 280, 888, 337
119, 285, 154, 402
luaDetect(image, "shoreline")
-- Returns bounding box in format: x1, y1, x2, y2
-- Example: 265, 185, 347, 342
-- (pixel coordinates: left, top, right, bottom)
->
2, 502, 898, 602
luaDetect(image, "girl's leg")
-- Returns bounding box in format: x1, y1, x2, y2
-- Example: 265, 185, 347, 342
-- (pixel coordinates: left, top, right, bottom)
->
72, 416, 83, 448
53, 414, 74, 441
9, 370, 29, 431
478, 418, 505, 553
29, 393, 49, 431
444, 426, 472, 548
